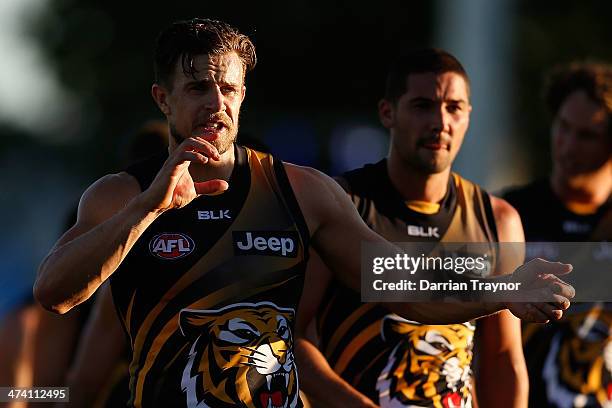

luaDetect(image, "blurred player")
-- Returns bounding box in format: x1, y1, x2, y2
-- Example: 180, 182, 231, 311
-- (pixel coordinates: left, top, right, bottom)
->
0, 121, 167, 408
296, 48, 528, 408
503, 62, 612, 408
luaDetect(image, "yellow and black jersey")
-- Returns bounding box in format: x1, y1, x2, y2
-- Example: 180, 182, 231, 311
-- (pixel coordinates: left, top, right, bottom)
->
109, 145, 309, 408
503, 180, 612, 408
318, 159, 498, 408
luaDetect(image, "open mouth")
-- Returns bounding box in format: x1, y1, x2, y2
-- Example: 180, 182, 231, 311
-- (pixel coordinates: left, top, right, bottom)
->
256, 372, 289, 408
193, 121, 227, 141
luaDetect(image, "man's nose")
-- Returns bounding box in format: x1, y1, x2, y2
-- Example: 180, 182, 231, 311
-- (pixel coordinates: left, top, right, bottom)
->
431, 106, 450, 133
205, 86, 225, 112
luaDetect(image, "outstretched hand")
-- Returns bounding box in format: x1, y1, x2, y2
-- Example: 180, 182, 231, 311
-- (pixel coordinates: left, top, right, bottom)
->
505, 258, 574, 323
143, 137, 229, 212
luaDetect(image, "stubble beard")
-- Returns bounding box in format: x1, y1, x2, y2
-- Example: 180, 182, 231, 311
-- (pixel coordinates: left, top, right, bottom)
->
170, 122, 238, 155
414, 151, 452, 174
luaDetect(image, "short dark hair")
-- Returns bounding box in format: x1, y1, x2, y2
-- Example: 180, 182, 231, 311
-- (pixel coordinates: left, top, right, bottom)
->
544, 62, 612, 124
384, 48, 470, 103
154, 18, 256, 88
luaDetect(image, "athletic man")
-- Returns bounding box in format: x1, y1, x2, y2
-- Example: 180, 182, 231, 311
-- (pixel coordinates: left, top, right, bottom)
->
503, 62, 612, 408
295, 49, 528, 408
34, 19, 574, 408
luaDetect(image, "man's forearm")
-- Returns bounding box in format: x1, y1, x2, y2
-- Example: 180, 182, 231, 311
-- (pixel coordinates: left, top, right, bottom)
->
295, 338, 378, 408
386, 301, 503, 324
476, 350, 528, 407
35, 194, 161, 313
475, 312, 528, 408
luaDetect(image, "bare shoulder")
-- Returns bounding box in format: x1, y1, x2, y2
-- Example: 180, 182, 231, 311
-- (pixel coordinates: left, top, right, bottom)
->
490, 195, 521, 228
282, 162, 338, 191
283, 162, 351, 205
490, 194, 525, 242
282, 163, 358, 234
78, 172, 141, 226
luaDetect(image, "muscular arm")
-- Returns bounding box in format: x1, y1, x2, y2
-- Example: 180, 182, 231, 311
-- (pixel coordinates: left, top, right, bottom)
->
285, 164, 573, 324
35, 137, 225, 314
34, 172, 153, 314
474, 197, 528, 408
294, 251, 379, 408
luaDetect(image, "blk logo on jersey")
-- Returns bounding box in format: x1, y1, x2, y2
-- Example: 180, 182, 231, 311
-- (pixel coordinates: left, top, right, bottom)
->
407, 225, 440, 238
149, 233, 195, 260
233, 231, 298, 258
197, 210, 231, 220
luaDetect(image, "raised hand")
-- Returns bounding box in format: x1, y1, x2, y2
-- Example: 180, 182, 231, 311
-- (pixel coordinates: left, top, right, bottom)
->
505, 258, 574, 323
142, 137, 229, 212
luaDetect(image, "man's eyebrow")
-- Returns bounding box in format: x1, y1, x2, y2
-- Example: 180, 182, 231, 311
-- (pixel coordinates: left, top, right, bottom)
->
446, 98, 468, 104
407, 96, 435, 104
184, 78, 212, 86
183, 78, 240, 87
407, 96, 468, 104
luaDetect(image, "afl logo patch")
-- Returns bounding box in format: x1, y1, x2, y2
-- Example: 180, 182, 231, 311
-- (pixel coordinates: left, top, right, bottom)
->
149, 233, 195, 260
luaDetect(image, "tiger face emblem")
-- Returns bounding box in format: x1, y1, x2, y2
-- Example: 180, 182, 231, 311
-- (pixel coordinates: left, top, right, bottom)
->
376, 315, 474, 408
542, 305, 612, 407
179, 302, 299, 408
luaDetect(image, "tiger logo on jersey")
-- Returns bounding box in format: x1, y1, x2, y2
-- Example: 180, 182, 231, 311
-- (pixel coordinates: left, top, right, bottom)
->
541, 306, 612, 407
376, 315, 474, 408
179, 302, 299, 408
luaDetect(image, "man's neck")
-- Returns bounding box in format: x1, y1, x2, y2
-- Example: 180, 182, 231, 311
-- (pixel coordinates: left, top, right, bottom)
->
387, 152, 451, 203
550, 163, 612, 212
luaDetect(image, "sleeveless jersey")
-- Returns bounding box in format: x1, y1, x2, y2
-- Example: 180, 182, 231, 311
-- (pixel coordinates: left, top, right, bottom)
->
110, 145, 309, 408
317, 160, 498, 408
503, 180, 612, 408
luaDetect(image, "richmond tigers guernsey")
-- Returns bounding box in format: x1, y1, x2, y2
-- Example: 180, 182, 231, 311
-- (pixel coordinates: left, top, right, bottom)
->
317, 160, 498, 408
109, 145, 309, 408
503, 180, 612, 408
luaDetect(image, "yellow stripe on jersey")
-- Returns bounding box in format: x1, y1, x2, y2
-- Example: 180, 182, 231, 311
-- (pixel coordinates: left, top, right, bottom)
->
324, 303, 376, 359
333, 321, 381, 375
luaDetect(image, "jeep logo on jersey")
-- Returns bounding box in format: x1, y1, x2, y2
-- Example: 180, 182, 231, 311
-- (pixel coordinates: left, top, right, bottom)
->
149, 233, 195, 260
407, 225, 440, 238
233, 231, 298, 258
197, 210, 231, 220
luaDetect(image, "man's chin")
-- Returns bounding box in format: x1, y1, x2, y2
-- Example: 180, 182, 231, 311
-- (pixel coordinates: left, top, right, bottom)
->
415, 156, 451, 174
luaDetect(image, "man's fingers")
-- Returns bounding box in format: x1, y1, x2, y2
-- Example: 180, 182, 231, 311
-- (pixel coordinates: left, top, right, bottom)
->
549, 279, 575, 300
185, 137, 220, 160
549, 293, 571, 310
529, 258, 573, 276
524, 303, 550, 323
178, 151, 209, 165
532, 302, 564, 321
194, 179, 229, 196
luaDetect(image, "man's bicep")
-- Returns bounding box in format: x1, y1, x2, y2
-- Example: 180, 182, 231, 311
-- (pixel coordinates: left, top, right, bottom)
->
51, 173, 141, 251
312, 205, 384, 292
285, 164, 387, 291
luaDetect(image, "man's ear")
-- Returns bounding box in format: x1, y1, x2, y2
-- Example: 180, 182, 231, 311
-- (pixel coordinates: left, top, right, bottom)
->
241, 85, 246, 103
378, 99, 395, 129
152, 83, 171, 116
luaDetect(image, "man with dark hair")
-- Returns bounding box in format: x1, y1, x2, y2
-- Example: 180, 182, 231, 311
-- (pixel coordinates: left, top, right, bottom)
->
503, 62, 612, 408
34, 20, 573, 408
296, 48, 529, 408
